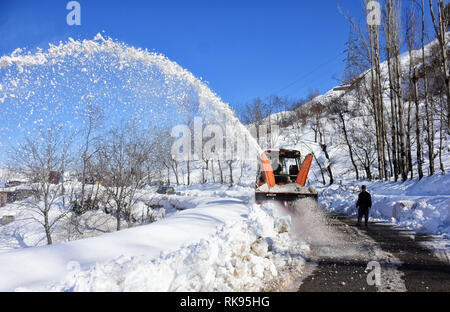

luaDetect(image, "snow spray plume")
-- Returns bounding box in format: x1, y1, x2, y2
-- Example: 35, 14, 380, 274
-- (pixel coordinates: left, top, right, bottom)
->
0, 34, 263, 163
290, 198, 342, 248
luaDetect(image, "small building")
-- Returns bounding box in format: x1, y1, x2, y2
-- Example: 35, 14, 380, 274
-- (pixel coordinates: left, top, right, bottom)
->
332, 84, 353, 92
0, 185, 35, 207
0, 192, 7, 207
63, 171, 78, 182
49, 171, 62, 185
7, 189, 35, 203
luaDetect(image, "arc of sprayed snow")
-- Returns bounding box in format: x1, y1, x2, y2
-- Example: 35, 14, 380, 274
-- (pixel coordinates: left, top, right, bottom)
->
0, 33, 262, 154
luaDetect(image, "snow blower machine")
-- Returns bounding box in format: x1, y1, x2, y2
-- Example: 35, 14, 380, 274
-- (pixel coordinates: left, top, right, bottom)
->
255, 149, 318, 211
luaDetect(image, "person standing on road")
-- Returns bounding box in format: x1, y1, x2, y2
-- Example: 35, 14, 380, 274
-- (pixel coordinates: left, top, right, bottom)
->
356, 185, 372, 227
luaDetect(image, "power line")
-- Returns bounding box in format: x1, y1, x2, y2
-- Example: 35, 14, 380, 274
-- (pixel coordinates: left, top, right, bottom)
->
288, 73, 337, 98
268, 50, 346, 97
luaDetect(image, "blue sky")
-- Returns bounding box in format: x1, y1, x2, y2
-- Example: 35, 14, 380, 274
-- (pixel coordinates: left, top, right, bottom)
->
0, 0, 371, 110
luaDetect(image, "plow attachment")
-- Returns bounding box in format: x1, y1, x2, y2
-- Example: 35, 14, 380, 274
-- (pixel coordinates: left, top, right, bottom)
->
255, 190, 318, 203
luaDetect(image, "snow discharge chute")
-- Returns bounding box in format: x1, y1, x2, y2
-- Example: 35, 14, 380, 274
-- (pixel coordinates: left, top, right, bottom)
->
260, 152, 276, 188
296, 154, 313, 187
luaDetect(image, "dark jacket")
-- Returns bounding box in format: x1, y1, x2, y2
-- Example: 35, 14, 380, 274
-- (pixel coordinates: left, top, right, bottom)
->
356, 191, 372, 210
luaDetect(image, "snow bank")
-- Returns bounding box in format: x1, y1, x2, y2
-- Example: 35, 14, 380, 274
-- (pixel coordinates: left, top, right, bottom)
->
45, 203, 308, 292
0, 183, 249, 252
0, 191, 309, 291
318, 174, 450, 236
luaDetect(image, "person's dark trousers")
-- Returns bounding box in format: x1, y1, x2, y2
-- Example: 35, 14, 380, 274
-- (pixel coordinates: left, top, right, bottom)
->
357, 207, 369, 226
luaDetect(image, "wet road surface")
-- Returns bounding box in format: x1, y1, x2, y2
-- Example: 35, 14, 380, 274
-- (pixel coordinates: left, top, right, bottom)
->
294, 214, 450, 292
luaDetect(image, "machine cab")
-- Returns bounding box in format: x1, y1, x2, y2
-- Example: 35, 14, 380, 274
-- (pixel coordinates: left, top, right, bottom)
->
257, 150, 302, 185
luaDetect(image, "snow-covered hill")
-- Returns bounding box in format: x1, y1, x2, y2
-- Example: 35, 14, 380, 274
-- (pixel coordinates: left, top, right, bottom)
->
257, 34, 450, 238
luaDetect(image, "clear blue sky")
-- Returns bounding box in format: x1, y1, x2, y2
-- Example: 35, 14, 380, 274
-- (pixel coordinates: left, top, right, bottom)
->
0, 0, 368, 110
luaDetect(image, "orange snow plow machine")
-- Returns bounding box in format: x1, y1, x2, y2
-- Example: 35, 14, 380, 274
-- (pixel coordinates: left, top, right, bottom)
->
255, 149, 318, 205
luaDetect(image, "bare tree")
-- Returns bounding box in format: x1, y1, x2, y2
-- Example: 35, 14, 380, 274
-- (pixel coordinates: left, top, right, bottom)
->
241, 97, 270, 143
340, 0, 387, 180
404, 0, 421, 179
328, 96, 360, 180
312, 152, 327, 185
99, 124, 153, 230
78, 95, 103, 212
321, 143, 334, 185
307, 89, 324, 144
12, 127, 73, 244
354, 135, 377, 180
155, 130, 180, 185
429, 0, 450, 134
383, 0, 408, 181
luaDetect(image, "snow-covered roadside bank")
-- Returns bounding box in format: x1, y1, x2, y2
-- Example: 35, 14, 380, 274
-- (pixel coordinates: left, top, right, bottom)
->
0, 184, 253, 253
0, 189, 309, 292
317, 173, 450, 237
46, 203, 309, 292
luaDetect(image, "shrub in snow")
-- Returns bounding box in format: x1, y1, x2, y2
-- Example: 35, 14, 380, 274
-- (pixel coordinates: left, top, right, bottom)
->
149, 208, 165, 222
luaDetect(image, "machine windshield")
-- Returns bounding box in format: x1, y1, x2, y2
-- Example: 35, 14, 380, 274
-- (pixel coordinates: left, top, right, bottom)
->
272, 156, 300, 183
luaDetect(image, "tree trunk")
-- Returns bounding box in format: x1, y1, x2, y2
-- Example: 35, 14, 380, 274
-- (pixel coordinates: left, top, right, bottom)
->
172, 161, 179, 185
413, 68, 424, 179
385, 132, 393, 177
406, 101, 414, 179
396, 72, 408, 181
364, 151, 373, 180
439, 93, 446, 174
425, 94, 435, 176
43, 191, 53, 245
228, 161, 233, 186
321, 144, 334, 185
406, 25, 416, 180
339, 112, 359, 180
385, 4, 399, 181
426, 0, 437, 175
217, 160, 224, 184
44, 213, 52, 245
313, 153, 327, 185
372, 24, 386, 180
211, 160, 216, 183
187, 159, 191, 185
166, 166, 170, 185
116, 203, 121, 231
430, 0, 450, 134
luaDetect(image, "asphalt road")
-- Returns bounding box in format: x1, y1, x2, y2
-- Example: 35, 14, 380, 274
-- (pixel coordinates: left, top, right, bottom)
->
292, 214, 450, 292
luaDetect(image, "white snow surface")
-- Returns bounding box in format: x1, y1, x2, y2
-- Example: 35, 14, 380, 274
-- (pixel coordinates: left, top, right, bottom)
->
0, 184, 309, 292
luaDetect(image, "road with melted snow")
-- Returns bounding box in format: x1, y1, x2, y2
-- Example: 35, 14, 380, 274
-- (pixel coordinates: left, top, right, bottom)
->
288, 214, 450, 292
